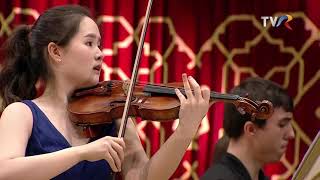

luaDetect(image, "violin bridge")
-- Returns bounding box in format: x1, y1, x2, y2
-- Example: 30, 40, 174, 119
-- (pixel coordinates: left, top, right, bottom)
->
122, 80, 130, 96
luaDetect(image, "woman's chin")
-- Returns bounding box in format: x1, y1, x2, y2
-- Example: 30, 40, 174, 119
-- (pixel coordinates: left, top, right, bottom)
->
77, 79, 99, 89
89, 79, 100, 86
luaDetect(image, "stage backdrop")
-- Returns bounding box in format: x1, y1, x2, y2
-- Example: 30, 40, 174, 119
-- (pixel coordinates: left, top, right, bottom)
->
0, 0, 319, 179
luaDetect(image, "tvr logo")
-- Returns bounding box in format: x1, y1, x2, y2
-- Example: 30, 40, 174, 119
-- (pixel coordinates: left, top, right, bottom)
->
261, 15, 293, 30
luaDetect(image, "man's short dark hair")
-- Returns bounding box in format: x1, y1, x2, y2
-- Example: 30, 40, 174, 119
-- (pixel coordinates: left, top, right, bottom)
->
223, 77, 293, 139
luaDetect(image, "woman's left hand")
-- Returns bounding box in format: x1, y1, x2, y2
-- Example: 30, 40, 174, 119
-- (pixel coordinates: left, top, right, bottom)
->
175, 74, 211, 129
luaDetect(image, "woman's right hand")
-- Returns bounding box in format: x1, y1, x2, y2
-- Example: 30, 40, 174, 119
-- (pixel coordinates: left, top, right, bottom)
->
77, 136, 125, 172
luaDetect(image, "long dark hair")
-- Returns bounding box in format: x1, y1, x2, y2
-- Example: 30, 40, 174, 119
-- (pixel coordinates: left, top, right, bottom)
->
0, 5, 91, 111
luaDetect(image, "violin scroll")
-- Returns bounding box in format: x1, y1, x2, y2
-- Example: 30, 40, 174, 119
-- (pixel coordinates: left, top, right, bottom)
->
232, 97, 274, 120
257, 100, 274, 118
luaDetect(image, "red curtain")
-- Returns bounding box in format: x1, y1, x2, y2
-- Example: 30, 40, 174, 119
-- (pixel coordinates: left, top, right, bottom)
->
0, 0, 319, 179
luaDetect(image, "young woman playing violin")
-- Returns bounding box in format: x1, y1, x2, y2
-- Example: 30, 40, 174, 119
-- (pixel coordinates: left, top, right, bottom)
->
0, 5, 211, 180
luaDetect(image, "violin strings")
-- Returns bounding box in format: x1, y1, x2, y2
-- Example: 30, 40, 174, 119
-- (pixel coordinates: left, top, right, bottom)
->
135, 81, 241, 101
136, 82, 183, 91
133, 81, 262, 114
136, 82, 186, 91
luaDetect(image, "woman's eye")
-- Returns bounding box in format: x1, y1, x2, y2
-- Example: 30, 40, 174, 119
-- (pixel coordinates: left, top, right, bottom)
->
278, 122, 287, 128
86, 42, 93, 46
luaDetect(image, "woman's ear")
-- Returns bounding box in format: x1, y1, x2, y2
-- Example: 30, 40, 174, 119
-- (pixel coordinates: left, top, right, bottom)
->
243, 121, 257, 136
47, 42, 62, 63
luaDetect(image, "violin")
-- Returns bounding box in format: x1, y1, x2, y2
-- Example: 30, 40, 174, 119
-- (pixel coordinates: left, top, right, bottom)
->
68, 80, 274, 138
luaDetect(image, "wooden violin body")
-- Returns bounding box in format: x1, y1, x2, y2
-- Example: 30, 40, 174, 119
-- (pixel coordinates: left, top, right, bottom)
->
68, 80, 182, 125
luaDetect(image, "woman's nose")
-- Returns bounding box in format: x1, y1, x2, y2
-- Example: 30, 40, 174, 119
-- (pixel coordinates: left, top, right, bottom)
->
95, 50, 104, 61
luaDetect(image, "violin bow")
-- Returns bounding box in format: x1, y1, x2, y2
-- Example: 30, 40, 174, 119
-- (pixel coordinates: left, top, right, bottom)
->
118, 0, 153, 138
